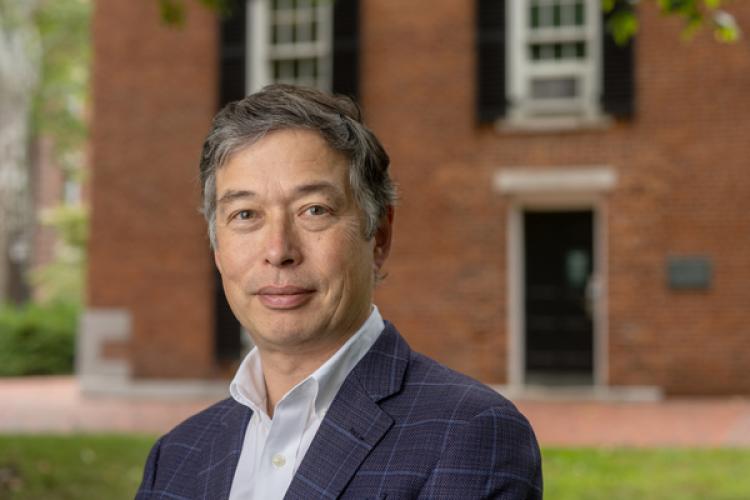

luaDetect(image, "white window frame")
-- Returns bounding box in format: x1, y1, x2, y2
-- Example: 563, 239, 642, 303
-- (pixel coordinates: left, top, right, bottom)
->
507, 0, 603, 123
247, 0, 334, 93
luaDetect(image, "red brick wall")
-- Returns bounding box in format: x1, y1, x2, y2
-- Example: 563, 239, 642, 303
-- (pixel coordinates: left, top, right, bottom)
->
88, 0, 218, 378
89, 1, 750, 394
366, 1, 750, 394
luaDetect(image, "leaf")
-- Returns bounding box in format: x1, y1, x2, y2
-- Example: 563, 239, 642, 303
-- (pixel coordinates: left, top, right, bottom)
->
713, 10, 742, 42
608, 10, 639, 46
601, 0, 617, 13
158, 0, 185, 26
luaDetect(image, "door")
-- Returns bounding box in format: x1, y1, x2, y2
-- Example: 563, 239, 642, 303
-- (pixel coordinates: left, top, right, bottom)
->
524, 210, 594, 385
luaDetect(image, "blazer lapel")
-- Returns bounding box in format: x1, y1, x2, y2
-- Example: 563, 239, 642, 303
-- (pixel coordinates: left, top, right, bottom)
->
285, 324, 410, 499
197, 400, 253, 500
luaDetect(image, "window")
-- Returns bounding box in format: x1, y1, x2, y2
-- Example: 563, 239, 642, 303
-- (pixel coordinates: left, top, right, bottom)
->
248, 0, 334, 92
508, 0, 601, 120
476, 0, 634, 125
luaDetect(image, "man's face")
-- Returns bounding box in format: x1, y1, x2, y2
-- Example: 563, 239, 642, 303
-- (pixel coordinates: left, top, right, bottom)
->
213, 129, 391, 355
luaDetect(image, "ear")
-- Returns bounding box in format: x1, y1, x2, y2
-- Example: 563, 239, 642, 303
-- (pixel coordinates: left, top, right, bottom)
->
373, 205, 394, 270
213, 248, 223, 274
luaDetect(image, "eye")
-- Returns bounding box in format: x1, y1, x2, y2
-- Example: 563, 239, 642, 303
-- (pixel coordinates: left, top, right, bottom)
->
234, 209, 256, 221
305, 205, 330, 216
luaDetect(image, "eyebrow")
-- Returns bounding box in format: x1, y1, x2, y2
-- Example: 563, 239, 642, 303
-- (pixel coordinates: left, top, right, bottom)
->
216, 182, 345, 206
293, 181, 345, 201
217, 189, 255, 206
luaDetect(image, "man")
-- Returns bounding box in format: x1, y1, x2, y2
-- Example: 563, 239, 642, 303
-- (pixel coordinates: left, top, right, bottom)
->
137, 84, 542, 499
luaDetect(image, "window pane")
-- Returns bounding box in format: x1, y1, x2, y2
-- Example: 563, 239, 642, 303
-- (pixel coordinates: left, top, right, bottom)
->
298, 58, 316, 79
539, 4, 552, 27
531, 77, 578, 99
296, 19, 312, 42
279, 60, 295, 80
531, 44, 542, 60
530, 4, 540, 28
561, 3, 575, 26
275, 23, 293, 44
552, 3, 562, 27
561, 42, 576, 59
263, 0, 333, 91
554, 43, 563, 60
575, 1, 585, 25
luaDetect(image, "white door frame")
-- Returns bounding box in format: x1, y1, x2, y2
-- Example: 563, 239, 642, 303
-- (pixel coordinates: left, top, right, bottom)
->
495, 168, 615, 392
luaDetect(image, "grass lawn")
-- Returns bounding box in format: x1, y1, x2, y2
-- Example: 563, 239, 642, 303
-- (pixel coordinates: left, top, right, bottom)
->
543, 448, 750, 500
1, 435, 750, 499
0, 434, 154, 500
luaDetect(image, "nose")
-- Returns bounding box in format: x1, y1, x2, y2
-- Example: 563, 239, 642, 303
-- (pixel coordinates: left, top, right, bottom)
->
263, 213, 301, 268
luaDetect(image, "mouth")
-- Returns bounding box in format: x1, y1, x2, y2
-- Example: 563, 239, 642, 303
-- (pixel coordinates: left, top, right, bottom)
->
255, 285, 315, 310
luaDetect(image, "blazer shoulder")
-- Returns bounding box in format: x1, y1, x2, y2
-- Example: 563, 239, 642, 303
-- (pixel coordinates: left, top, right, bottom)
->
404, 350, 525, 421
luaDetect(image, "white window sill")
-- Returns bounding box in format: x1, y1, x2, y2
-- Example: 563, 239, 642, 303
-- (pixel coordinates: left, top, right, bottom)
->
496, 114, 613, 134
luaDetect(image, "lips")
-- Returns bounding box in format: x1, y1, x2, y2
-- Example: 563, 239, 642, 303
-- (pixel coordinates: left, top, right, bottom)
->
255, 285, 315, 310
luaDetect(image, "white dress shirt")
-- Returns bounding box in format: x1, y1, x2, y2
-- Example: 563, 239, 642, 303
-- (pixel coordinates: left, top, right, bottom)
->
227, 306, 385, 500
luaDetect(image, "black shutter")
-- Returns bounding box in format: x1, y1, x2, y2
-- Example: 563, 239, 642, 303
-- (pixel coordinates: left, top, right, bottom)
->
332, 0, 360, 101
601, 0, 635, 119
476, 0, 507, 123
219, 0, 248, 108
215, 0, 246, 361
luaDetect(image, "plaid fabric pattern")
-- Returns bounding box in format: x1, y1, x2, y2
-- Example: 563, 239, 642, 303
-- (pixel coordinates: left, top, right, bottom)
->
136, 323, 542, 499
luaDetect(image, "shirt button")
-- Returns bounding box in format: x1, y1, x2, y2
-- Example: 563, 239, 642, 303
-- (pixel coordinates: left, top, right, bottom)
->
272, 453, 286, 468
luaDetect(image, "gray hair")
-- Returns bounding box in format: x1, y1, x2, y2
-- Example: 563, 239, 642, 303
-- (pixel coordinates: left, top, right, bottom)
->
199, 84, 396, 248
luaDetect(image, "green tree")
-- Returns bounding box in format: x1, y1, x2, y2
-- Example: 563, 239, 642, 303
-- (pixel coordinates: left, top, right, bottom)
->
604, 0, 741, 45
156, 0, 742, 45
30, 0, 91, 306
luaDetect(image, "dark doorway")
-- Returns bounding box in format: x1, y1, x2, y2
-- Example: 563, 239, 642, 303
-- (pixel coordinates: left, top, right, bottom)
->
524, 210, 594, 385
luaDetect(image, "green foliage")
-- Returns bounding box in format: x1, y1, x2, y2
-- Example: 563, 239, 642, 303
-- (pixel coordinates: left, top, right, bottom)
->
0, 434, 155, 499
158, 0, 234, 26
30, 205, 88, 304
39, 204, 88, 250
29, 0, 91, 304
543, 447, 750, 500
605, 0, 742, 45
605, 1, 640, 46
32, 0, 91, 170
157, 0, 335, 26
158, 1, 743, 44
0, 301, 78, 376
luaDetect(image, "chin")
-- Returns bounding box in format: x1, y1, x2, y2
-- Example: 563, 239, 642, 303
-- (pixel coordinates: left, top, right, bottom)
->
251, 320, 324, 347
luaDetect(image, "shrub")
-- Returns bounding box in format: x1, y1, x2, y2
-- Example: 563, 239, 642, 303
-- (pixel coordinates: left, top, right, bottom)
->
0, 301, 78, 376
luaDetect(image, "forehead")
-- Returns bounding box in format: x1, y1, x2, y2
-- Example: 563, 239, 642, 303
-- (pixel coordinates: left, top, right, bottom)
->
219, 129, 349, 187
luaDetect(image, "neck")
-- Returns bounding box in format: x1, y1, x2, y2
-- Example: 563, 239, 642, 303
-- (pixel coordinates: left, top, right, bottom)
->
258, 337, 347, 417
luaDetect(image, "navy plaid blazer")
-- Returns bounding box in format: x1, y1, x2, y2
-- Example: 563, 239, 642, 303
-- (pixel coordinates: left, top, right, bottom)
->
136, 323, 542, 499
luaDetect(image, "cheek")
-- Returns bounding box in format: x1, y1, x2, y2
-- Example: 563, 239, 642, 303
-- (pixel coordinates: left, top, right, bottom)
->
217, 241, 257, 284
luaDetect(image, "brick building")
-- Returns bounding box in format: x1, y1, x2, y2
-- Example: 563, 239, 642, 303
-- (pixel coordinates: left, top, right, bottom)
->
80, 0, 750, 397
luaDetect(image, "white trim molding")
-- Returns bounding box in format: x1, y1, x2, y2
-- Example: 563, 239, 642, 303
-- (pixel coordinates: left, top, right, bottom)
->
496, 166, 627, 394
494, 166, 617, 194
77, 308, 132, 387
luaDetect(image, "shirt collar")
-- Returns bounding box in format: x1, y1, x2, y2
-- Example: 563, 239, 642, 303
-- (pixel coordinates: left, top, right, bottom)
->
229, 305, 385, 420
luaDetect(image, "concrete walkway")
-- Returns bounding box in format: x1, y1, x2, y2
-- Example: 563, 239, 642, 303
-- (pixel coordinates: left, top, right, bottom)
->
2, 377, 749, 447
